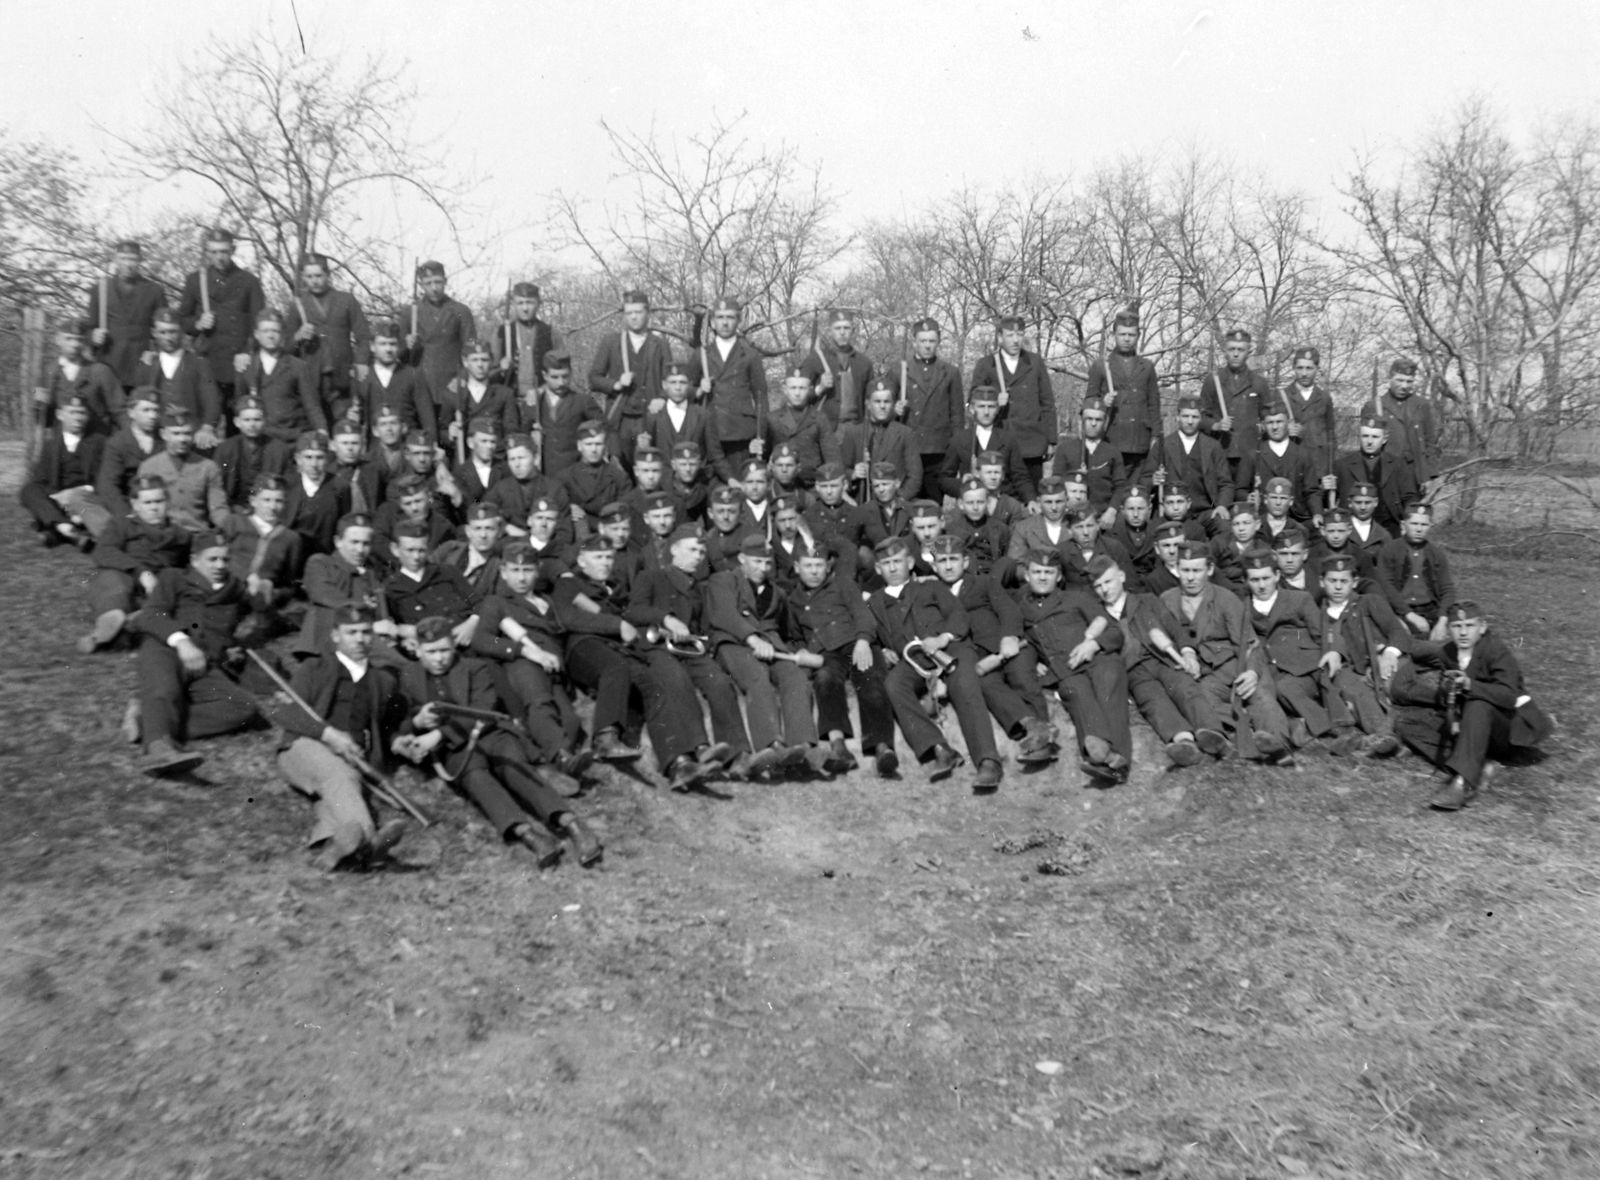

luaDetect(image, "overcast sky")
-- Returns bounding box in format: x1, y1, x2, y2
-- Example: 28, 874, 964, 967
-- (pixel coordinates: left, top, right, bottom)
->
4, 0, 1597, 283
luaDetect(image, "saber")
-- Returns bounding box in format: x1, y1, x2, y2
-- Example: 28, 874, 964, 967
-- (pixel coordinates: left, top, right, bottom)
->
248, 649, 432, 825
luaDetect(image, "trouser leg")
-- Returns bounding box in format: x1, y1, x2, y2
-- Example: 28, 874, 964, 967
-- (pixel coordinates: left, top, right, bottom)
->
919, 455, 947, 503
947, 649, 999, 763
137, 642, 186, 745
1090, 655, 1133, 760
88, 568, 137, 616
883, 658, 943, 757
850, 652, 896, 752
814, 649, 854, 738
1244, 671, 1292, 742
1333, 667, 1388, 734
20, 483, 70, 530
1445, 699, 1513, 788
505, 660, 569, 757
55, 488, 111, 537
1021, 457, 1044, 491
479, 731, 565, 825
1163, 662, 1224, 733
636, 652, 705, 768
457, 760, 529, 836
770, 659, 816, 746
277, 737, 375, 856
1002, 645, 1049, 720
181, 665, 260, 740
1127, 661, 1190, 742
978, 667, 1032, 735
719, 645, 782, 749
1393, 705, 1452, 766
1276, 670, 1334, 735
566, 638, 632, 734
684, 653, 750, 752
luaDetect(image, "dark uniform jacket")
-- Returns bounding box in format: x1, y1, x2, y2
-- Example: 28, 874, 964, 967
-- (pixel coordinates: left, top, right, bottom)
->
452, 457, 509, 507
885, 356, 965, 456
1401, 635, 1552, 746
588, 329, 671, 432
384, 562, 484, 630
1109, 591, 1187, 670
1159, 583, 1261, 681
946, 574, 1024, 655
473, 583, 567, 662
285, 289, 371, 397
1333, 449, 1419, 534
1050, 436, 1129, 509
1366, 391, 1440, 485
766, 403, 839, 482
641, 401, 729, 484
847, 498, 914, 553
240, 352, 325, 442
944, 512, 1012, 580
88, 275, 167, 386
703, 570, 800, 649
556, 460, 631, 527
867, 579, 967, 652
1374, 538, 1457, 619
968, 350, 1057, 460
404, 297, 477, 396
549, 569, 633, 652
1199, 364, 1272, 461
489, 317, 557, 396
1109, 516, 1156, 581
1241, 440, 1322, 519
940, 423, 1033, 502
221, 513, 301, 600
1086, 351, 1162, 456
19, 431, 106, 528
798, 341, 874, 430
176, 264, 267, 387
1321, 592, 1410, 677
135, 349, 223, 433
485, 474, 575, 548
353, 364, 435, 435
283, 474, 352, 558
93, 513, 191, 576
837, 419, 922, 502
1283, 382, 1338, 477
626, 565, 710, 632
295, 554, 388, 655
1142, 431, 1235, 513
1246, 589, 1325, 677
689, 336, 770, 445
135, 566, 251, 662
397, 656, 522, 751
436, 380, 518, 446
1018, 587, 1123, 677
41, 359, 123, 437
513, 389, 604, 479
214, 434, 290, 509
272, 652, 406, 768
788, 573, 875, 653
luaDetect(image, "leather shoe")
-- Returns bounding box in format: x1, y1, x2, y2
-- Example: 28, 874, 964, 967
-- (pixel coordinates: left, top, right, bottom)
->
369, 819, 409, 861
513, 822, 564, 868
555, 748, 594, 779
1288, 718, 1312, 748
802, 744, 833, 777
874, 746, 899, 778
1429, 775, 1476, 811
1165, 739, 1202, 767
973, 758, 1003, 794
532, 762, 582, 798
1194, 728, 1229, 758
1252, 732, 1289, 762
138, 739, 203, 778
824, 738, 857, 774
1104, 751, 1130, 782
1080, 759, 1121, 785
78, 609, 125, 654
562, 815, 604, 866
592, 728, 642, 762
746, 744, 787, 778
667, 754, 708, 793
1329, 731, 1366, 757
726, 752, 754, 781
697, 741, 735, 767
929, 744, 963, 781
1083, 735, 1112, 765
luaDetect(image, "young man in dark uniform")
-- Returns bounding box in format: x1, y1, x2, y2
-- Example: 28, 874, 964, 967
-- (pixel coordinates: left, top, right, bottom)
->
1144, 395, 1234, 531
403, 261, 477, 401
87, 240, 167, 392
1085, 308, 1163, 475
284, 252, 372, 424
586, 289, 668, 465
799, 309, 875, 433
1050, 397, 1129, 530
490, 281, 563, 401
689, 296, 770, 476
886, 316, 964, 502
1199, 328, 1272, 487
176, 228, 266, 412
968, 315, 1057, 489
1375, 504, 1456, 640
1282, 346, 1338, 481
136, 308, 224, 448
1332, 415, 1419, 535
79, 475, 191, 654
20, 394, 108, 546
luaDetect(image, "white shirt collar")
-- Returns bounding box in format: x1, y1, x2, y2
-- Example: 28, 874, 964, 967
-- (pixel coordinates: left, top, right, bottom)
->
1106, 592, 1128, 619
1252, 592, 1278, 614
260, 353, 278, 375
335, 651, 368, 682
1179, 433, 1198, 453
883, 582, 906, 599
62, 431, 82, 453
667, 400, 688, 427
159, 351, 182, 378
715, 336, 735, 359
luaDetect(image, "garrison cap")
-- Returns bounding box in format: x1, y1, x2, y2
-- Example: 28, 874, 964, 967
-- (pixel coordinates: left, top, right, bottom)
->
131, 474, 168, 494
975, 449, 1005, 467
204, 227, 237, 244
371, 319, 402, 338
794, 538, 827, 560
996, 314, 1026, 331
1323, 508, 1353, 524
393, 519, 430, 541
739, 534, 772, 557
414, 616, 455, 644
968, 384, 1000, 403
403, 430, 433, 448
544, 349, 572, 370
301, 252, 330, 270
190, 528, 227, 553
417, 260, 446, 279
253, 471, 289, 493
910, 500, 942, 520
1175, 395, 1202, 412
870, 461, 900, 482
113, 239, 143, 256
59, 393, 89, 410
511, 281, 541, 299
771, 441, 798, 461
466, 415, 502, 437
127, 386, 161, 407
577, 534, 612, 553
331, 418, 363, 439
814, 462, 847, 483
1036, 475, 1067, 496
669, 523, 703, 544
1270, 526, 1308, 550
1176, 540, 1210, 562
575, 419, 605, 440
737, 457, 767, 479
1360, 412, 1388, 428
464, 339, 493, 358
868, 377, 894, 396
671, 441, 702, 460
160, 405, 194, 428
1261, 401, 1289, 418
1349, 481, 1379, 498
930, 535, 965, 557
466, 501, 503, 522
598, 501, 628, 522
1062, 471, 1087, 487
958, 474, 986, 494
1153, 521, 1188, 541
331, 603, 376, 625
1066, 506, 1098, 526
643, 491, 673, 513
1242, 552, 1277, 572
712, 295, 741, 315
1229, 502, 1257, 518
59, 317, 91, 336
710, 486, 742, 507
1292, 346, 1320, 365
152, 307, 180, 327
528, 495, 558, 515
1163, 484, 1191, 500
874, 536, 910, 559
1318, 554, 1356, 575
1086, 554, 1119, 579
501, 540, 536, 565
634, 445, 663, 462
911, 316, 941, 335
620, 289, 649, 306
1113, 306, 1141, 329
1080, 396, 1108, 415
1402, 502, 1433, 520
255, 307, 285, 327
1264, 477, 1294, 495
665, 361, 690, 379
335, 511, 373, 535
772, 494, 800, 513
506, 431, 535, 452
1025, 548, 1063, 569
1223, 328, 1252, 343
1445, 601, 1483, 621
828, 308, 855, 325
295, 429, 330, 454
784, 365, 810, 382
1389, 357, 1418, 375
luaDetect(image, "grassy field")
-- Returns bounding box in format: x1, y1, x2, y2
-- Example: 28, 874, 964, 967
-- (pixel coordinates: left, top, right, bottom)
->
2, 482, 1597, 1180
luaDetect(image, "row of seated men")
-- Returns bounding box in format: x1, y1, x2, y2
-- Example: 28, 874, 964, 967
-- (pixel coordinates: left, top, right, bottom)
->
20, 423, 1549, 873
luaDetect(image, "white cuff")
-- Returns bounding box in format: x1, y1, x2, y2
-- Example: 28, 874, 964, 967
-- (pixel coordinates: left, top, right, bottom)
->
167, 631, 189, 649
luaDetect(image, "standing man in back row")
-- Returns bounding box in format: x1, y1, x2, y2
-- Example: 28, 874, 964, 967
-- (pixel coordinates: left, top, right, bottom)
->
969, 315, 1057, 490
88, 240, 167, 392
1085, 307, 1163, 476
1199, 328, 1272, 488
405, 261, 477, 401
689, 296, 770, 476
1364, 357, 1440, 487
284, 253, 372, 427
799, 309, 874, 433
177, 228, 266, 416
886, 316, 964, 503
588, 290, 669, 467
491, 281, 563, 401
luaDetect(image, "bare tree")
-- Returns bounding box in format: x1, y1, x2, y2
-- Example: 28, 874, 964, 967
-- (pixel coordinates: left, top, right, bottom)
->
547, 113, 850, 354
113, 31, 475, 310
0, 133, 101, 311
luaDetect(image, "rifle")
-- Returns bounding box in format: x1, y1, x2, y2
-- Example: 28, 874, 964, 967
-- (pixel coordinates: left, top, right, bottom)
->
248, 650, 432, 826
1355, 608, 1390, 716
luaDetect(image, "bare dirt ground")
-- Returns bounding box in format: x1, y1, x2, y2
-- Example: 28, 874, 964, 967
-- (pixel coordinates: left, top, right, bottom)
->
3, 473, 1598, 1179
